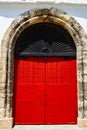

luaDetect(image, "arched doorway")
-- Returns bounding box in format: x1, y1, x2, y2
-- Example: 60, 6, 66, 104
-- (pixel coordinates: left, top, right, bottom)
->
1, 8, 87, 128
14, 22, 77, 124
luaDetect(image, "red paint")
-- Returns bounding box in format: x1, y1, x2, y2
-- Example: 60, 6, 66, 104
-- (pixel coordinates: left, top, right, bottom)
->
14, 56, 77, 124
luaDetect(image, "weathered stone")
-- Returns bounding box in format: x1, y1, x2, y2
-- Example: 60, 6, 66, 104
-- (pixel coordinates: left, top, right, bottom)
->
83, 82, 87, 91
84, 100, 87, 118
78, 91, 83, 102
78, 110, 84, 119
84, 99, 87, 118
83, 51, 87, 57
78, 100, 84, 118
0, 93, 5, 98
0, 98, 5, 108
0, 108, 5, 118
0, 118, 13, 129
0, 74, 7, 84
6, 105, 12, 118
78, 118, 87, 128
84, 111, 87, 118
84, 100, 87, 109
78, 100, 84, 109
77, 50, 83, 58
83, 75, 87, 83
83, 66, 87, 74
84, 91, 87, 100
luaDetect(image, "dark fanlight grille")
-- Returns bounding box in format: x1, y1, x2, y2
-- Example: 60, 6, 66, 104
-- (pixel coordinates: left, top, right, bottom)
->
14, 22, 76, 57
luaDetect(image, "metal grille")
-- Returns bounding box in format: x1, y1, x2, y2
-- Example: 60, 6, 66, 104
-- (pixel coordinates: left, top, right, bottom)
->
14, 22, 76, 57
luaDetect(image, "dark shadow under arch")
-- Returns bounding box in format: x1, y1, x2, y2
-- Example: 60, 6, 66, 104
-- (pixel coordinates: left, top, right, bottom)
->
15, 22, 76, 57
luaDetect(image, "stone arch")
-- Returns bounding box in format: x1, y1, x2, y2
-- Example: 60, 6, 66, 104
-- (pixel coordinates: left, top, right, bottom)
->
0, 8, 87, 128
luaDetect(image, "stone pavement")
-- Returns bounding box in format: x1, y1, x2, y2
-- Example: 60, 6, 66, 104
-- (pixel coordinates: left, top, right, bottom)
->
2, 125, 87, 130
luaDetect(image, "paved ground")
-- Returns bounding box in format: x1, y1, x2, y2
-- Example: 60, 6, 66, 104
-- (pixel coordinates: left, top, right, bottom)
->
2, 125, 87, 130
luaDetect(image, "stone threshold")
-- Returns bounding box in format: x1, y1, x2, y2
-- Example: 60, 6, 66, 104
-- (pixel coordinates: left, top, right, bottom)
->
0, 118, 87, 129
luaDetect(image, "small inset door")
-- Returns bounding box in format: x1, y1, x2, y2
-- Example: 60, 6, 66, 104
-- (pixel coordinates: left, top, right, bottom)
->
14, 56, 77, 124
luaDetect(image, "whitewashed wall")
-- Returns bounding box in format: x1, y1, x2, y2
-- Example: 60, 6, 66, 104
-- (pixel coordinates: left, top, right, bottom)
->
0, 1, 87, 45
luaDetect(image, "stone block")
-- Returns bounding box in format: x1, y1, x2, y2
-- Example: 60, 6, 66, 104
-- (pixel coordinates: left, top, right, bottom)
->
83, 51, 87, 59
83, 66, 87, 74
0, 98, 5, 108
78, 110, 83, 119
84, 82, 87, 91
78, 92, 83, 101
84, 100, 87, 108
78, 100, 83, 109
84, 111, 87, 118
0, 108, 5, 118
84, 91, 87, 100
0, 118, 13, 129
78, 100, 84, 118
84, 100, 87, 118
1, 74, 7, 84
83, 75, 87, 83
78, 118, 87, 128
0, 93, 5, 98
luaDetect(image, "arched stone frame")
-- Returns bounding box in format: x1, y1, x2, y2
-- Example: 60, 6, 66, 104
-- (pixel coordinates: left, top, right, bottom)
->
0, 8, 87, 128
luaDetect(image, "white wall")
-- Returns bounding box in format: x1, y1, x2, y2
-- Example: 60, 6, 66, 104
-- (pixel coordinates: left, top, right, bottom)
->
0, 2, 87, 45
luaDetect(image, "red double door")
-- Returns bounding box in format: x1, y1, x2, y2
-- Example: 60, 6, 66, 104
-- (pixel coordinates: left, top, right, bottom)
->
14, 56, 77, 124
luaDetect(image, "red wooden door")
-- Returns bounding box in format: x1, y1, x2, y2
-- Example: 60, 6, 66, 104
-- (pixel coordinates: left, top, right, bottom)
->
14, 56, 77, 124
